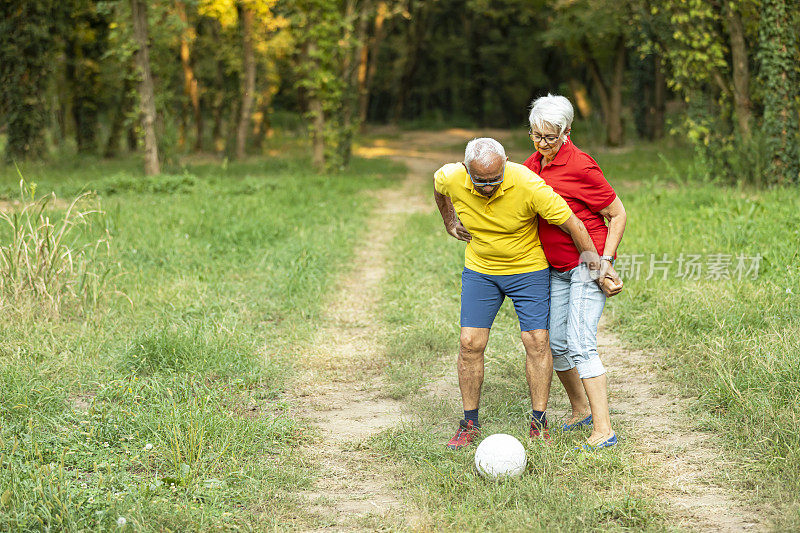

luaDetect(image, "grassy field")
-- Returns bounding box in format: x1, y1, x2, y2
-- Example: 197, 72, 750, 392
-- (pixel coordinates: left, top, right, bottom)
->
605, 173, 800, 530
2, 133, 798, 530
375, 137, 799, 530
0, 150, 403, 530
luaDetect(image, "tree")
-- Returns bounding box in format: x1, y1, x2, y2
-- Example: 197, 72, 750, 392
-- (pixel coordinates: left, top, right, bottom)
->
175, 0, 204, 152
0, 1, 63, 161
64, 0, 111, 154
130, 0, 161, 175
542, 0, 630, 146
758, 0, 800, 184
236, 2, 256, 159
632, 0, 763, 181
198, 0, 287, 157
291, 0, 357, 171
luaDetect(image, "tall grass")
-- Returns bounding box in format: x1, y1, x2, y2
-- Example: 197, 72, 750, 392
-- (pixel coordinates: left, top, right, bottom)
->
0, 178, 115, 315
0, 152, 403, 530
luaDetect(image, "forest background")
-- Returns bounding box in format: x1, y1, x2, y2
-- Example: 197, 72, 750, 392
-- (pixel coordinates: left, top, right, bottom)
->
1, 0, 798, 183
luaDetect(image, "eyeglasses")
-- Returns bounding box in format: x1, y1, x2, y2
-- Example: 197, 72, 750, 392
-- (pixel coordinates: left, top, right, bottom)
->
466, 162, 506, 188
528, 130, 560, 146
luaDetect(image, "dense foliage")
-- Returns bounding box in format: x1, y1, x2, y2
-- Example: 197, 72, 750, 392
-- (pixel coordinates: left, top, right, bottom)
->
758, 0, 800, 184
1, 0, 798, 182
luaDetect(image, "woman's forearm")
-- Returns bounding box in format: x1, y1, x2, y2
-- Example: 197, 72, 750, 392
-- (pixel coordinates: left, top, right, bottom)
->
602, 213, 626, 257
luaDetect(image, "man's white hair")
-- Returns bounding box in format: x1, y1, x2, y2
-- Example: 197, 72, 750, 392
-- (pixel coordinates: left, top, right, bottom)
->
464, 137, 506, 171
528, 94, 574, 136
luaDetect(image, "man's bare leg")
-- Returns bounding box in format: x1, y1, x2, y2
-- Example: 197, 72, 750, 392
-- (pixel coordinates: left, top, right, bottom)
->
458, 327, 490, 411
521, 329, 552, 412
556, 368, 591, 422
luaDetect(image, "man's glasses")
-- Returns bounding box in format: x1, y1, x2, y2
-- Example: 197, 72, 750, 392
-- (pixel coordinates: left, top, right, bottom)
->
528, 130, 560, 146
466, 162, 506, 187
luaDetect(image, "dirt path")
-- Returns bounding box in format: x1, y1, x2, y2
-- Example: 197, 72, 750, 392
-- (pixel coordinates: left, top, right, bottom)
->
290, 137, 435, 530
291, 128, 764, 532
598, 321, 765, 532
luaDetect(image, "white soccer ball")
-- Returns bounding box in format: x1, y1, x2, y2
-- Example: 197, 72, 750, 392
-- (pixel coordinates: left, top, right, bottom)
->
474, 433, 527, 479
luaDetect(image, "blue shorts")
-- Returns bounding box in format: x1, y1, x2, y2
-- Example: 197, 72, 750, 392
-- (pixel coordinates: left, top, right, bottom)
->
460, 267, 550, 331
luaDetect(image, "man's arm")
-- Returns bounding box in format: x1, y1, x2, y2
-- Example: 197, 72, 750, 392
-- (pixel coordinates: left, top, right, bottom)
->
557, 214, 622, 296
556, 214, 600, 270
434, 188, 471, 242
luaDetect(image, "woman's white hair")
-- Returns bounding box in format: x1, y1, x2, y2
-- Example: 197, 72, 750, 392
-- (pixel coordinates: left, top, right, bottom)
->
464, 137, 506, 171
528, 94, 574, 136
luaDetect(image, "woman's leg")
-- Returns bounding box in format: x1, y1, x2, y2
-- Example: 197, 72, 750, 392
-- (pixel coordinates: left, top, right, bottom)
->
550, 269, 590, 420
583, 374, 612, 441
556, 368, 590, 421
565, 265, 613, 441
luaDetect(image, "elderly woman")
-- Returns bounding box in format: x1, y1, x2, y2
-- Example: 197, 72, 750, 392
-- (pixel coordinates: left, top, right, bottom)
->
523, 94, 627, 449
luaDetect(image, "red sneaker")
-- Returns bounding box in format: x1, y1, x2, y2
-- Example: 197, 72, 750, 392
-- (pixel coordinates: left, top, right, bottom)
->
446, 419, 480, 450
530, 419, 551, 443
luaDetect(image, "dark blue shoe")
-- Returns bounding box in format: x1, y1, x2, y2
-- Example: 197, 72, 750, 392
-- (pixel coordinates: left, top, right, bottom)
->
561, 414, 592, 431
576, 432, 617, 450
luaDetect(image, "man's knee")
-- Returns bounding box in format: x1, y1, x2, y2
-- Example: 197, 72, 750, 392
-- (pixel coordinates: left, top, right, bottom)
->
522, 329, 550, 358
460, 329, 488, 355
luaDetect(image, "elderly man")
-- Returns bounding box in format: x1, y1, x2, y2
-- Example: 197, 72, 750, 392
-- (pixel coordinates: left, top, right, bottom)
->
434, 137, 599, 449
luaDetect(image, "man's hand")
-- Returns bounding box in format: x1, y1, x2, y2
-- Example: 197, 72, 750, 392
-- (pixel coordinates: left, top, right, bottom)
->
447, 221, 472, 242
598, 263, 623, 297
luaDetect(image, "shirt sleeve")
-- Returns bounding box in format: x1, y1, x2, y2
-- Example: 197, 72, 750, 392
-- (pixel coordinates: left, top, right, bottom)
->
530, 179, 573, 225
433, 166, 450, 196
577, 155, 616, 212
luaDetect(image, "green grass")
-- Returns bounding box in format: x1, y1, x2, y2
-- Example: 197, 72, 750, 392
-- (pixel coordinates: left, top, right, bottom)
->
3, 131, 797, 530
377, 138, 798, 530
607, 179, 800, 530
0, 150, 404, 530
377, 194, 667, 530
591, 141, 800, 529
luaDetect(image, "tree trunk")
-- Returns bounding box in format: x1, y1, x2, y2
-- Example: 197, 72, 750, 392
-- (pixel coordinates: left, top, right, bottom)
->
104, 75, 135, 158
725, 3, 752, 140
358, 1, 387, 126
607, 36, 625, 146
392, 2, 428, 122
584, 37, 625, 146
211, 36, 226, 154
567, 78, 592, 119
338, 0, 361, 165
130, 0, 160, 175
651, 56, 666, 140
252, 93, 274, 151
306, 42, 325, 169
175, 1, 204, 152
235, 4, 256, 160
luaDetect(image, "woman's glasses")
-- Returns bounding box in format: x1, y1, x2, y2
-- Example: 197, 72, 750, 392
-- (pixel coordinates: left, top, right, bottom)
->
528, 130, 560, 146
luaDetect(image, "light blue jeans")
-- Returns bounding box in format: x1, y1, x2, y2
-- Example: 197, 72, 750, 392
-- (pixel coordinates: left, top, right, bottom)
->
549, 265, 607, 379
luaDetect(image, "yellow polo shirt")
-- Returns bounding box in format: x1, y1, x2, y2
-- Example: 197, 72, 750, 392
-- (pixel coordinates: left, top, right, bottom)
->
434, 161, 572, 275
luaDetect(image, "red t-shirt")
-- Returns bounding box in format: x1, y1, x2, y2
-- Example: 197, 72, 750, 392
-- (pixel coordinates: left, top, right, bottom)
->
523, 139, 616, 272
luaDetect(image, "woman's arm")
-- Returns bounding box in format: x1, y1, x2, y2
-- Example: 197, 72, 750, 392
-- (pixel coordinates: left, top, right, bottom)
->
597, 197, 627, 296
598, 197, 626, 258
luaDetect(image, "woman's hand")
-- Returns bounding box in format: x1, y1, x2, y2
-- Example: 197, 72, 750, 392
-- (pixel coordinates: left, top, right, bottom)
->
598, 264, 623, 297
